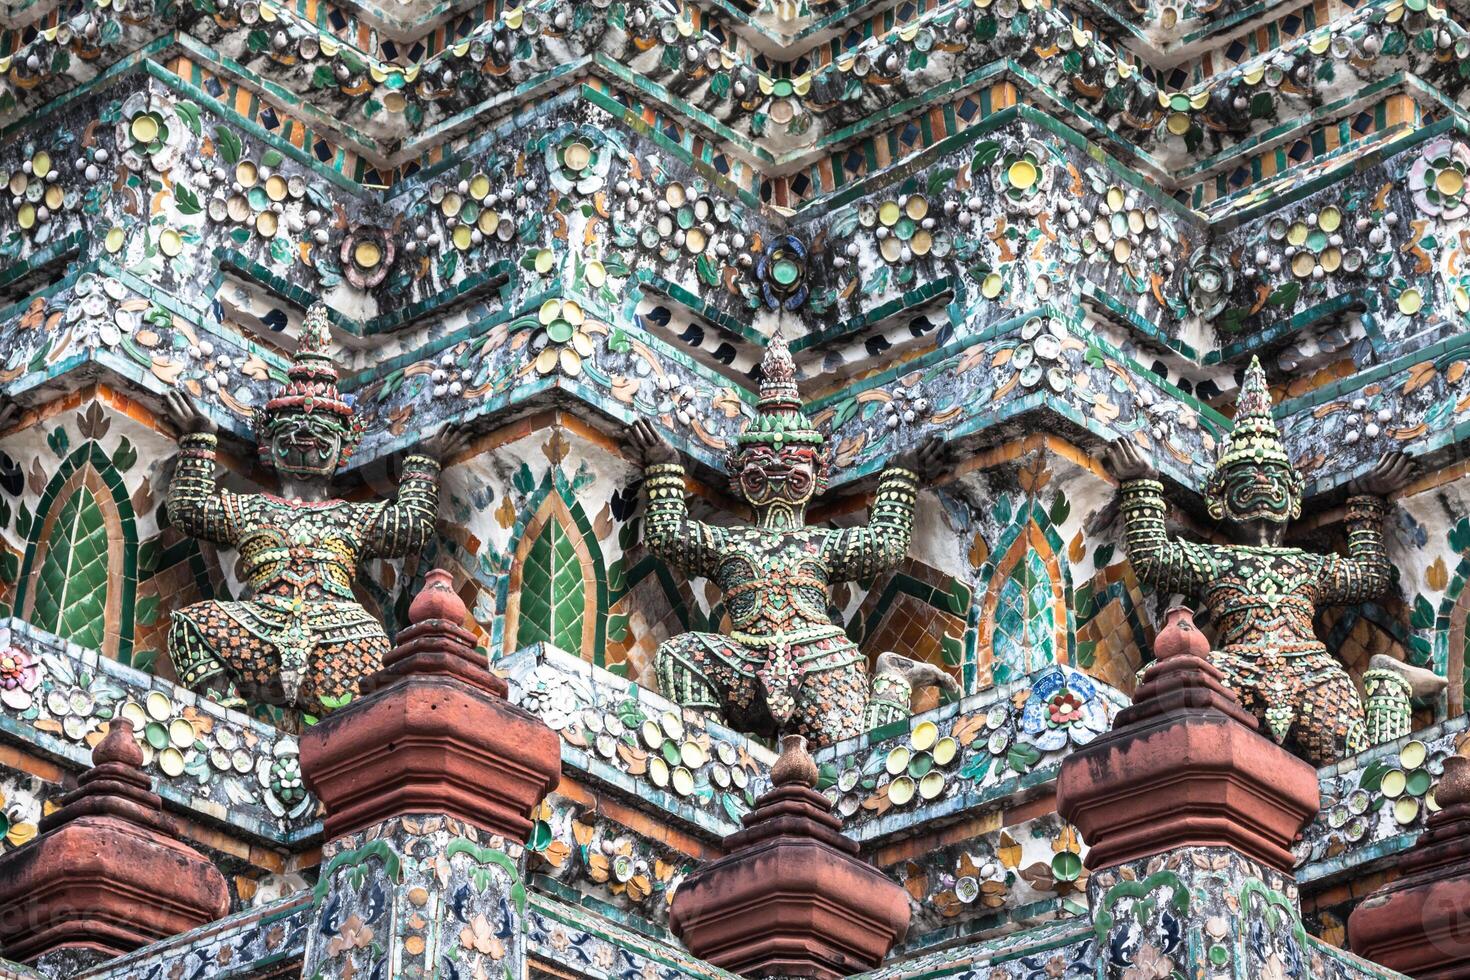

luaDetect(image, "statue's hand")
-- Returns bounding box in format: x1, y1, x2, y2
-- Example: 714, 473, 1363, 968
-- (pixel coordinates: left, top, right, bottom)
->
162, 390, 218, 436
0, 398, 19, 432
894, 435, 949, 482
423, 423, 472, 462
629, 419, 678, 466
1348, 451, 1415, 497
1101, 438, 1157, 483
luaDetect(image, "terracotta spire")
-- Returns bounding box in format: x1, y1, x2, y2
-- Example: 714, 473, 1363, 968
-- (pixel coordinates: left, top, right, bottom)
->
670, 734, 910, 980
301, 568, 561, 841
0, 720, 229, 963
41, 720, 164, 833
363, 566, 506, 697
1108, 609, 1260, 735
1057, 606, 1320, 873
1349, 753, 1470, 972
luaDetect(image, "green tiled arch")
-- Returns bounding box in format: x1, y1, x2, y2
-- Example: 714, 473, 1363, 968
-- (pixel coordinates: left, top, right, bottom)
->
16, 443, 136, 664
503, 467, 608, 665
31, 483, 110, 653
516, 517, 588, 659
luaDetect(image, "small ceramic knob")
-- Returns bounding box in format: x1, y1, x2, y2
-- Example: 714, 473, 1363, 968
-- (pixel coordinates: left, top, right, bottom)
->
1154, 605, 1208, 661
771, 734, 819, 789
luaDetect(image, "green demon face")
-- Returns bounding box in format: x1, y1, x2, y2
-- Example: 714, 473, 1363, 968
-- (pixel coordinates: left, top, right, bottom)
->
1208, 459, 1302, 525
735, 444, 823, 512
267, 411, 346, 480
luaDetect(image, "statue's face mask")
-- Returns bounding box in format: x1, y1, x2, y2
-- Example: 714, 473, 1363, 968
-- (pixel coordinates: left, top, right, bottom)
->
267, 411, 345, 480
736, 445, 821, 511
1209, 460, 1302, 525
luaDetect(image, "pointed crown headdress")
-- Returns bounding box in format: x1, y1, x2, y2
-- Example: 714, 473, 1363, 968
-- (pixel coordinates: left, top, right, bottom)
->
252, 303, 365, 468
736, 332, 825, 451
1205, 355, 1302, 518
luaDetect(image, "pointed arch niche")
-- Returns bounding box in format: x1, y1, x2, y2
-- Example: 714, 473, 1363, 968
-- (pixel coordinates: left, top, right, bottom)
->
502, 484, 606, 664
977, 520, 1069, 688
17, 443, 136, 663
1437, 571, 1470, 718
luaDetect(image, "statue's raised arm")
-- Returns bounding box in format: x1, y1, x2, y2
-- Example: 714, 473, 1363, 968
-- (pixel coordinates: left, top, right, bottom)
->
628, 419, 731, 580
363, 426, 470, 560
1316, 452, 1413, 603
162, 391, 243, 547
822, 436, 946, 582
1101, 436, 1220, 597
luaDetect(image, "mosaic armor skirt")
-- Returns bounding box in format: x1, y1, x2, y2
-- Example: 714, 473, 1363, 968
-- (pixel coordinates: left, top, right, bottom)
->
1213, 645, 1367, 768
169, 596, 388, 713
655, 630, 871, 744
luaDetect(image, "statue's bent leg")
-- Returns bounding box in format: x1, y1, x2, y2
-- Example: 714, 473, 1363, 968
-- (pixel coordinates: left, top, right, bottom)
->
654, 633, 764, 730
169, 599, 303, 708
168, 606, 246, 709
1362, 654, 1446, 745
304, 608, 392, 712
865, 667, 913, 731
792, 660, 868, 746
303, 634, 389, 713
1211, 648, 1272, 738
1290, 656, 1368, 767
654, 633, 724, 713
788, 638, 869, 746
867, 652, 961, 730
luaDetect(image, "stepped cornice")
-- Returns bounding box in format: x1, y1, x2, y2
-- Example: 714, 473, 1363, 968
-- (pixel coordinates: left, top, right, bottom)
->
0, 208, 1455, 502
1, 45, 1467, 496
2, 0, 1463, 181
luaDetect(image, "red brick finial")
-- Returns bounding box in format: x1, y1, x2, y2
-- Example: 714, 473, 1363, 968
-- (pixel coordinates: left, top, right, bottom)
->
1437, 754, 1470, 807
1152, 605, 1210, 661
301, 569, 562, 841
1110, 609, 1260, 733
670, 733, 910, 980
770, 734, 820, 789
0, 719, 229, 963
1057, 607, 1319, 874
367, 568, 503, 697
92, 718, 144, 768
32, 719, 164, 835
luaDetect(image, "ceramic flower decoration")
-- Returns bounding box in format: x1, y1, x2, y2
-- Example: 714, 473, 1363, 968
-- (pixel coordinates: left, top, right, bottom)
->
1086, 185, 1159, 279
341, 225, 395, 289
1409, 138, 1470, 220
1018, 667, 1107, 750
756, 235, 810, 311
1185, 247, 1235, 319
4, 147, 74, 242
114, 92, 186, 171
546, 134, 611, 195
1011, 316, 1069, 393
534, 298, 595, 376
0, 641, 41, 712
126, 112, 169, 158
862, 195, 942, 265
995, 141, 1050, 213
